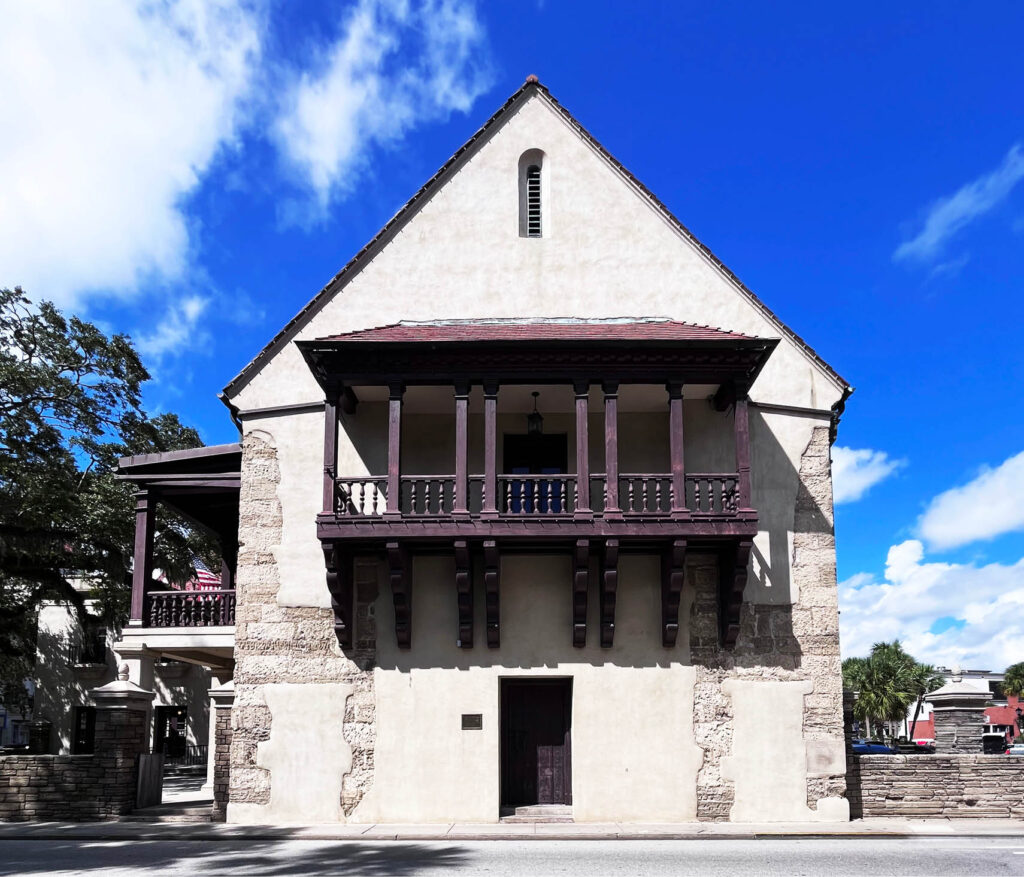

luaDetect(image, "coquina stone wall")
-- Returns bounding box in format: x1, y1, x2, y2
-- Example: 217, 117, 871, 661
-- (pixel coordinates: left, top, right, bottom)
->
0, 708, 146, 821
229, 430, 376, 821
211, 706, 233, 822
690, 426, 846, 821
848, 756, 1024, 818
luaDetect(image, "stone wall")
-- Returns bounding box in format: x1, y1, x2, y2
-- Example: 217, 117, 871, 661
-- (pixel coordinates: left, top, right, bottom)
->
0, 708, 146, 821
848, 755, 1024, 818
690, 426, 846, 821
229, 430, 376, 822
211, 707, 233, 822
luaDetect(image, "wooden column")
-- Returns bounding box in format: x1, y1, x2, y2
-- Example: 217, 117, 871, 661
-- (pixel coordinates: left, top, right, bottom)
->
387, 541, 412, 648
453, 383, 470, 516
602, 380, 620, 517
129, 490, 156, 624
734, 391, 752, 510
386, 383, 404, 517
574, 379, 591, 517
322, 389, 340, 514
667, 381, 688, 517
482, 381, 499, 517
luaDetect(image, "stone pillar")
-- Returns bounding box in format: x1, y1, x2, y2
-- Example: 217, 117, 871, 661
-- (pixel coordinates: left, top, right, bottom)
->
89, 665, 156, 816
202, 673, 233, 795
115, 645, 158, 751
209, 681, 235, 822
926, 670, 990, 753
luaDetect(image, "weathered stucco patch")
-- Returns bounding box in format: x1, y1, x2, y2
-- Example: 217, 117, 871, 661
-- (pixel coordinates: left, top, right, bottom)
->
229, 682, 352, 824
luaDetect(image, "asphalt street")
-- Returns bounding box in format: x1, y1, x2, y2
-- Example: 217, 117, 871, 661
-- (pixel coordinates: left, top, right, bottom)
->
3, 836, 1024, 876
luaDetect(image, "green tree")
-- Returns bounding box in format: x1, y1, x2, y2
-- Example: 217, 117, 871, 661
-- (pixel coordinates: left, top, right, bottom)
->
842, 641, 943, 741
0, 287, 217, 712
1004, 662, 1024, 740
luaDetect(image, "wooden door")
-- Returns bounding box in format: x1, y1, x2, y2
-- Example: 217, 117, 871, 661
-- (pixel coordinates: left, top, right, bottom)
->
501, 679, 572, 806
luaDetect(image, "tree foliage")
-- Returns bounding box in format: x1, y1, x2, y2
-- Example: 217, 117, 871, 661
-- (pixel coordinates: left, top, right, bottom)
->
842, 641, 944, 739
1004, 662, 1024, 699
0, 287, 217, 712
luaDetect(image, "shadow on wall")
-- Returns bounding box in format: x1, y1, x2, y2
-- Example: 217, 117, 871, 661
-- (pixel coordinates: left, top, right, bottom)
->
0, 839, 468, 876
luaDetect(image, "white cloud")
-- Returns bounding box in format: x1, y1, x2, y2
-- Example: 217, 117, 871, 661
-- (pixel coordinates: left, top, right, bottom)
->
0, 0, 263, 307
831, 446, 904, 504
135, 294, 210, 363
894, 143, 1024, 264
840, 540, 1024, 669
917, 450, 1024, 551
273, 0, 492, 208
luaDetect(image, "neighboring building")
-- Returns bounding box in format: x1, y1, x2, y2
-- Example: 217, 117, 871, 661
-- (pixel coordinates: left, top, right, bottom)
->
33, 577, 215, 777
907, 667, 1020, 747
116, 78, 853, 823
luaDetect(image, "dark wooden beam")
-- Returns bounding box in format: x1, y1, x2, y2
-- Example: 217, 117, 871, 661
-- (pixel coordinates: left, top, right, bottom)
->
572, 539, 590, 647
600, 539, 619, 648
453, 383, 470, 516
454, 539, 473, 648
323, 543, 353, 649
720, 538, 752, 648
483, 539, 500, 647
574, 379, 591, 518
661, 538, 686, 647
323, 391, 339, 514
386, 541, 411, 648
339, 385, 359, 415
482, 382, 499, 518
711, 380, 736, 412
386, 383, 403, 517
129, 490, 156, 624
603, 381, 620, 517
667, 382, 688, 518
734, 394, 752, 511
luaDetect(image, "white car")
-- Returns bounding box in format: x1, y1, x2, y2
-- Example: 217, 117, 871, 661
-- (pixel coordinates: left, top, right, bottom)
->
1005, 744, 1024, 755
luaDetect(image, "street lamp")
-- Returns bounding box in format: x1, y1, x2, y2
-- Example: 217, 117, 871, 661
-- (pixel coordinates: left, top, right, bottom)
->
527, 391, 543, 435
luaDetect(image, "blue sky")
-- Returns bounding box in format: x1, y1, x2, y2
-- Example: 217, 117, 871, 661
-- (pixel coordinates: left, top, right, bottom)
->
3, 1, 1023, 669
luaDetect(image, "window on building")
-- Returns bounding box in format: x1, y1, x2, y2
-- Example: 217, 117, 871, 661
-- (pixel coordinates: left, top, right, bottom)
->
518, 149, 547, 238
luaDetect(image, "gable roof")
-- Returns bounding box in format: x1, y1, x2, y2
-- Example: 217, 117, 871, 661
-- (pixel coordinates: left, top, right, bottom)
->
318, 318, 756, 344
222, 78, 850, 402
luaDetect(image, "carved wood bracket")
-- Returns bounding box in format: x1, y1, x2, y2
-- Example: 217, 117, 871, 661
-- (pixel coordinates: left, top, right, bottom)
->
483, 539, 500, 648
720, 538, 752, 648
573, 539, 590, 647
322, 543, 354, 649
661, 538, 687, 647
454, 539, 473, 648
387, 541, 412, 649
600, 539, 619, 648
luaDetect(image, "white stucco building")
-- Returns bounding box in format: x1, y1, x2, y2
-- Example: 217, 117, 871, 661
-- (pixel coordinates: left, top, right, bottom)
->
116, 78, 853, 824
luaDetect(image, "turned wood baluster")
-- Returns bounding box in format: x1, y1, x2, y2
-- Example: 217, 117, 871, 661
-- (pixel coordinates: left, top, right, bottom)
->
655, 478, 662, 513
694, 478, 702, 513
627, 479, 635, 513
561, 479, 568, 513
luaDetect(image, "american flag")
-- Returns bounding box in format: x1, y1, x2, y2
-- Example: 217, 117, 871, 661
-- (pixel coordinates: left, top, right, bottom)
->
187, 557, 223, 591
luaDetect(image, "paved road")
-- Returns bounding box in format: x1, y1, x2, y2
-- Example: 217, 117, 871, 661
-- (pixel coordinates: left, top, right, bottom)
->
3, 837, 1024, 876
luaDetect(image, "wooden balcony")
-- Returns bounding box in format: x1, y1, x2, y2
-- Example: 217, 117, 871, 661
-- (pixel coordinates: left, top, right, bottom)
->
319, 471, 752, 544
145, 589, 237, 628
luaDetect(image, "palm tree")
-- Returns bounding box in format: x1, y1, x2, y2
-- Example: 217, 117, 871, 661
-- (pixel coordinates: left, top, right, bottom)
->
843, 641, 938, 742
1004, 662, 1024, 740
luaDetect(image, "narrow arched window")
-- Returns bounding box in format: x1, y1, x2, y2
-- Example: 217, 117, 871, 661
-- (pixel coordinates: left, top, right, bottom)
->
526, 165, 542, 237
518, 149, 547, 238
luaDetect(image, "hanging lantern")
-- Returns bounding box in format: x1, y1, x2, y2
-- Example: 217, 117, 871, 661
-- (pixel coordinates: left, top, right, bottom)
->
527, 391, 543, 435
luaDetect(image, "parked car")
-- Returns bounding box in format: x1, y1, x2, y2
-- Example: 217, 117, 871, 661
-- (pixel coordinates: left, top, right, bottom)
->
852, 739, 896, 754
1006, 744, 1024, 755
895, 741, 934, 754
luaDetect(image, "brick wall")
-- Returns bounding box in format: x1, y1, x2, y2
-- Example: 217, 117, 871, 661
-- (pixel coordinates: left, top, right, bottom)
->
211, 706, 233, 822
848, 755, 1024, 818
0, 708, 146, 821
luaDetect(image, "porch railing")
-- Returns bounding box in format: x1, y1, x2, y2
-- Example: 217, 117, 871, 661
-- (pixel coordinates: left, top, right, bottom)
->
333, 472, 741, 519
145, 589, 236, 627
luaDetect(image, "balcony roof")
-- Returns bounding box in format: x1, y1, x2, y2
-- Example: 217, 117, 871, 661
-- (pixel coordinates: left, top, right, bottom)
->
317, 318, 756, 344
300, 318, 779, 391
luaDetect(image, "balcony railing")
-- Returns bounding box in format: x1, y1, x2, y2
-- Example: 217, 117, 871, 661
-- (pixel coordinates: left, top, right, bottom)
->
333, 473, 740, 519
145, 589, 236, 628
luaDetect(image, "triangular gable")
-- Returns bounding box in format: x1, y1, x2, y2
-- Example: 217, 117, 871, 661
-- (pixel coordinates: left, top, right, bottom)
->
222, 78, 849, 403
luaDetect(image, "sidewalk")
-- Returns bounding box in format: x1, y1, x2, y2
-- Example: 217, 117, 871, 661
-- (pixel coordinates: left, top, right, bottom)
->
1, 818, 1022, 841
